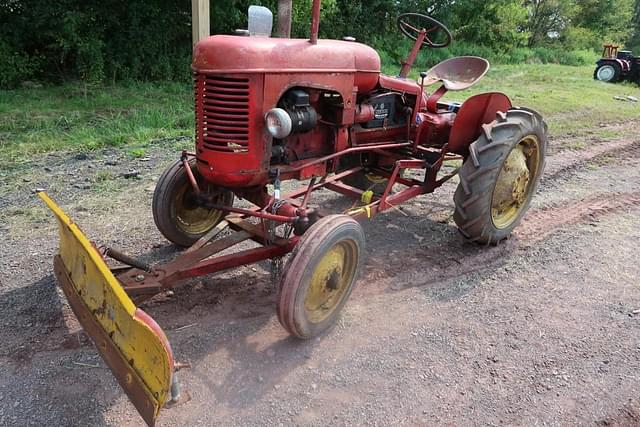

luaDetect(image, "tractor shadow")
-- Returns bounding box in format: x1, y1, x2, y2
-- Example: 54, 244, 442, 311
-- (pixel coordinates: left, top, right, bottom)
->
3, 191, 517, 422
127, 192, 516, 411
357, 208, 517, 301
0, 274, 121, 426
137, 266, 327, 411
0, 274, 68, 364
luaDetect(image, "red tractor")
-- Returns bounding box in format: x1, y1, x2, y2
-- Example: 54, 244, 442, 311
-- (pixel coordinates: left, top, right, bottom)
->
39, 1, 547, 425
594, 44, 640, 83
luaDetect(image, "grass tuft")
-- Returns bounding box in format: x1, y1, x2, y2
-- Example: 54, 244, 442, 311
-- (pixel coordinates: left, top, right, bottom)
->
0, 81, 193, 169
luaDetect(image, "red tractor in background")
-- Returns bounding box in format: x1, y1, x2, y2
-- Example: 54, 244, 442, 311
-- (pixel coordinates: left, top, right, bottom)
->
594, 44, 640, 83
39, 1, 547, 425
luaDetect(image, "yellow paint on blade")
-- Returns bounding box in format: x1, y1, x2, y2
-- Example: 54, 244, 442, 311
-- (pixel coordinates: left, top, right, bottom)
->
38, 192, 173, 426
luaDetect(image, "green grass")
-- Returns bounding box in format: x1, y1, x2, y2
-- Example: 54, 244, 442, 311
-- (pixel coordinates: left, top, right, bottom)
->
2, 63, 640, 170
0, 81, 193, 168
389, 63, 640, 139
456, 64, 640, 138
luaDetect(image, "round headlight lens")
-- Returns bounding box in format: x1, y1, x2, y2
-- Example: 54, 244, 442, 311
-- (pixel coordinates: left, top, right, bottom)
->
265, 108, 292, 139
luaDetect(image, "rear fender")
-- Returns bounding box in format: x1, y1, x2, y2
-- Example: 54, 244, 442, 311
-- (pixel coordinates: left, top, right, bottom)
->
597, 58, 631, 72
448, 92, 512, 156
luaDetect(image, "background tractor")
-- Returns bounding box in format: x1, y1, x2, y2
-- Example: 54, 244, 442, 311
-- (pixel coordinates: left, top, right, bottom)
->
594, 44, 640, 83
40, 1, 547, 425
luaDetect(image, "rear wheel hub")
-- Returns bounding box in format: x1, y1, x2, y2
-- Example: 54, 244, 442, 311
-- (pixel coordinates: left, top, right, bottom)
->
491, 136, 540, 229
597, 65, 616, 81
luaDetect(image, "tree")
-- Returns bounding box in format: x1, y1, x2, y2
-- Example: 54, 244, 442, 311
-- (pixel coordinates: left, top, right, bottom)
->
524, 0, 577, 47
450, 0, 529, 49
571, 0, 634, 48
1, 0, 637, 87
628, 0, 640, 49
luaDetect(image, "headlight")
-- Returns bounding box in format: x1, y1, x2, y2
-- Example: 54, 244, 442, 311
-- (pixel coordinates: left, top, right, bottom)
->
265, 108, 292, 139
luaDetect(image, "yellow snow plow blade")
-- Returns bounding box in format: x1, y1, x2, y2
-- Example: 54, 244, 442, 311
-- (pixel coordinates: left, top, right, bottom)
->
38, 192, 173, 427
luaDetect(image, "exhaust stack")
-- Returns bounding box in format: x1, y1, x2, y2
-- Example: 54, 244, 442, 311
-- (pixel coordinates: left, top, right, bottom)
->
310, 0, 321, 44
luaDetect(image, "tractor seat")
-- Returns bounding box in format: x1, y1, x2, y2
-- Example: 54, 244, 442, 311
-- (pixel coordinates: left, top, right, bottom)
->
422, 56, 490, 91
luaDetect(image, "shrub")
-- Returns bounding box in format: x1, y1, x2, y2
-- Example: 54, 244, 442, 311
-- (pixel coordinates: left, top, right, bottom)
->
0, 39, 40, 88
377, 41, 596, 73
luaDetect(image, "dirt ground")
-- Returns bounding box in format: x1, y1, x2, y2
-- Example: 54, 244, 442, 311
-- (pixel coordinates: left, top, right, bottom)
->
1, 122, 640, 426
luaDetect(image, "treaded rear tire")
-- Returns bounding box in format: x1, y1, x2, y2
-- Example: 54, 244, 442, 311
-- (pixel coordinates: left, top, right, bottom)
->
594, 62, 622, 82
453, 108, 547, 245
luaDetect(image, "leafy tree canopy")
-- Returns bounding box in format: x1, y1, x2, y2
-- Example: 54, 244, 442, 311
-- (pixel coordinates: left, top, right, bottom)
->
0, 0, 636, 87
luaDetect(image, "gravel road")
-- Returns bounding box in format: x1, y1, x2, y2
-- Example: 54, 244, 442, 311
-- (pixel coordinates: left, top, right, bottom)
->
1, 126, 639, 426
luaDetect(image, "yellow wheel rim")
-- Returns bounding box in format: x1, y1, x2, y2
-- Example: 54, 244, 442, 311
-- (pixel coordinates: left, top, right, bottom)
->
365, 173, 387, 185
491, 135, 541, 229
174, 181, 226, 235
304, 240, 358, 324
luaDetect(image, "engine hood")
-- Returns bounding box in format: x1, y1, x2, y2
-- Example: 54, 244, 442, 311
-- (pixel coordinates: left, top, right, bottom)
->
193, 35, 381, 74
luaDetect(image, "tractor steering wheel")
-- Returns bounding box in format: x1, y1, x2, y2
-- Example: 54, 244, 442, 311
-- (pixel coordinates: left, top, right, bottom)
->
397, 13, 452, 49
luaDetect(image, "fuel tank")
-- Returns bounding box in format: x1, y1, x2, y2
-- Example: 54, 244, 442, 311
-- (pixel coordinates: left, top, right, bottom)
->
193, 35, 381, 93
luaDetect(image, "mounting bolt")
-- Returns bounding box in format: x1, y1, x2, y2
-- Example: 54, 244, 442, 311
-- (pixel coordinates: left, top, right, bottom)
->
135, 274, 145, 282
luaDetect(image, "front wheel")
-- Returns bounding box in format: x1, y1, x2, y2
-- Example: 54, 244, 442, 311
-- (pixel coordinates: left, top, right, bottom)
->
152, 159, 233, 247
277, 215, 365, 339
453, 109, 547, 245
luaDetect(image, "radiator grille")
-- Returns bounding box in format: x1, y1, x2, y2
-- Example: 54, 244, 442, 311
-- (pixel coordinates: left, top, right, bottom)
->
195, 75, 250, 153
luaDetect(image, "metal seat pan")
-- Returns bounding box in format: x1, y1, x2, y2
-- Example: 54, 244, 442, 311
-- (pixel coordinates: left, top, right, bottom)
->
423, 56, 490, 91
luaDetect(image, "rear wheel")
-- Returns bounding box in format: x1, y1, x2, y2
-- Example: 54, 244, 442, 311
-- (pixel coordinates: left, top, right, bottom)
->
453, 109, 547, 245
594, 63, 621, 82
277, 215, 365, 339
152, 159, 233, 247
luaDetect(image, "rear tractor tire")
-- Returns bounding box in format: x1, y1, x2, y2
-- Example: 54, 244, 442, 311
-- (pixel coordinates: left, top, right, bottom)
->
277, 215, 365, 339
152, 159, 233, 247
594, 62, 622, 82
453, 108, 547, 245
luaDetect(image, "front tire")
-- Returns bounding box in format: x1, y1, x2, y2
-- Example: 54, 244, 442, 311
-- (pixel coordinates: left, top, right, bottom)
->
152, 159, 233, 247
277, 215, 365, 339
453, 109, 547, 245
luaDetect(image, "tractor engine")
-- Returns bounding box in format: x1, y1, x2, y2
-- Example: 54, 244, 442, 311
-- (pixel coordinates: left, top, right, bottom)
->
356, 93, 409, 129
265, 88, 321, 164
266, 88, 411, 166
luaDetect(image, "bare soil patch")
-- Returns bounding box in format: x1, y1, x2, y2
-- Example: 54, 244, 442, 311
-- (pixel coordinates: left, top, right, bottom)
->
1, 128, 639, 426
